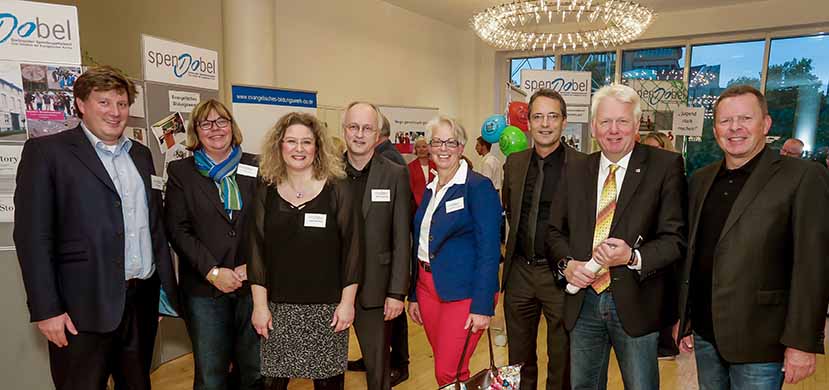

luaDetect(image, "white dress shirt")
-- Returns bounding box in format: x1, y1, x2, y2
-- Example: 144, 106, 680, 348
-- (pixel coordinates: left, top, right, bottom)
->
479, 151, 503, 190
596, 150, 641, 270
417, 160, 469, 263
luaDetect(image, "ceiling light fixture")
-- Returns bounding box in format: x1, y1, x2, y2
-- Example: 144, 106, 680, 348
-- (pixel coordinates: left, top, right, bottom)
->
470, 0, 655, 52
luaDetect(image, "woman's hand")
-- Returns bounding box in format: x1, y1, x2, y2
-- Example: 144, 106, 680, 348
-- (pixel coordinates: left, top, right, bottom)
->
251, 305, 273, 339
408, 302, 423, 325
211, 267, 243, 293
464, 313, 491, 333
330, 302, 355, 332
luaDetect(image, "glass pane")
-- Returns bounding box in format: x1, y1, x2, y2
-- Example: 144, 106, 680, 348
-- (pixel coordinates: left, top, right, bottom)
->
560, 52, 617, 92
686, 40, 766, 174
765, 34, 829, 162
509, 56, 556, 86
621, 47, 686, 81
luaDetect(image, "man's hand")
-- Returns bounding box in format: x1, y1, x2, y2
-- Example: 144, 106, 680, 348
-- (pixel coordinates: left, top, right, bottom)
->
36, 313, 78, 347
383, 297, 405, 321
593, 238, 632, 268
672, 322, 694, 353
783, 347, 816, 384
564, 260, 597, 288
408, 302, 423, 325
211, 268, 243, 293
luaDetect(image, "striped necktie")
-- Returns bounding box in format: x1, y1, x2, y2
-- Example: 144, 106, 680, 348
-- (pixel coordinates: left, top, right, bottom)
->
591, 164, 618, 293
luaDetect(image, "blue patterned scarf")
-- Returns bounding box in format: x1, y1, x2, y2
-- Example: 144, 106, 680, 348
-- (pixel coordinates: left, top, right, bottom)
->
194, 145, 243, 214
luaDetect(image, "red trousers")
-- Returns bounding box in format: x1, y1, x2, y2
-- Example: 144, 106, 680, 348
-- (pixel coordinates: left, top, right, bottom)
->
416, 265, 498, 386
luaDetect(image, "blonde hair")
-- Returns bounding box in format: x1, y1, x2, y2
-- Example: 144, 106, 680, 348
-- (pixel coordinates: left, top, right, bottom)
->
185, 99, 243, 151
259, 112, 345, 185
641, 131, 676, 152
426, 115, 467, 146
591, 83, 642, 120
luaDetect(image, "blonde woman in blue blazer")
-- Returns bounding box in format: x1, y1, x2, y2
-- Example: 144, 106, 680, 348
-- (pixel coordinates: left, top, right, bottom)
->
407, 116, 502, 386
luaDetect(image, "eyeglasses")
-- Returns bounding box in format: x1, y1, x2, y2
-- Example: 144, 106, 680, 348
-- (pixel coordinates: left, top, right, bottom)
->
596, 118, 634, 131
530, 112, 563, 123
344, 123, 377, 135
199, 118, 230, 130
429, 138, 461, 149
716, 115, 755, 128
282, 138, 315, 150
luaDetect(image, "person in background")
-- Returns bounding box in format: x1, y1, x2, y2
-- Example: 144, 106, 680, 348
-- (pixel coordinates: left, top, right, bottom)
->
502, 88, 584, 390
408, 136, 436, 207
641, 131, 676, 152
408, 116, 502, 386
14, 65, 179, 389
779, 137, 804, 158
677, 85, 829, 389
165, 99, 261, 390
375, 113, 406, 166
475, 136, 504, 193
249, 112, 362, 390
341, 101, 411, 390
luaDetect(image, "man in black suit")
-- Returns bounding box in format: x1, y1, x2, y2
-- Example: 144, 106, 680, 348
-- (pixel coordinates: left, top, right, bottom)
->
547, 83, 687, 390
14, 66, 179, 390
502, 88, 583, 390
343, 101, 411, 390
677, 85, 829, 388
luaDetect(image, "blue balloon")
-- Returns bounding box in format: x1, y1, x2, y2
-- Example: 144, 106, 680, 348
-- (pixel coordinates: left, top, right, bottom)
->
481, 114, 507, 143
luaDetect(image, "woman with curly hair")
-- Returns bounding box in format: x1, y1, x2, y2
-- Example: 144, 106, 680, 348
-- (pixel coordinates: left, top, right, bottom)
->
247, 112, 363, 390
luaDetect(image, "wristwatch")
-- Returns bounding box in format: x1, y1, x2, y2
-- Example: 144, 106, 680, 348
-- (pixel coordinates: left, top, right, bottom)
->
206, 267, 220, 283
557, 256, 574, 274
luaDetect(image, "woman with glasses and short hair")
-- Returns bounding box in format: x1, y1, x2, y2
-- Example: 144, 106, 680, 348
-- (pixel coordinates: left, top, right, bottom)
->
165, 99, 262, 389
407, 116, 502, 386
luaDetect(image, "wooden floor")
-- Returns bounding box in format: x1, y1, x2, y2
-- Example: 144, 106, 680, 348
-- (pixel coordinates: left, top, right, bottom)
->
151, 298, 829, 390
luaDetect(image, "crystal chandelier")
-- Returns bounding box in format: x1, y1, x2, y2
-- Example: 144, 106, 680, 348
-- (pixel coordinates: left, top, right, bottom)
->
470, 0, 655, 52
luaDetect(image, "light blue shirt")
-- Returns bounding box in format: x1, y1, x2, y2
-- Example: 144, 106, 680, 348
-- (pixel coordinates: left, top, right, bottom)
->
81, 123, 155, 280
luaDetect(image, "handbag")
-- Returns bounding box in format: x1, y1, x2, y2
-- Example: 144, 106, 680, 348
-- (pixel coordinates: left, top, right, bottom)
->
438, 328, 522, 390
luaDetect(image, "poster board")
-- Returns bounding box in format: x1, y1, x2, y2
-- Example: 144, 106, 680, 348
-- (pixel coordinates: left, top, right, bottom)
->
378, 105, 438, 154
231, 85, 317, 154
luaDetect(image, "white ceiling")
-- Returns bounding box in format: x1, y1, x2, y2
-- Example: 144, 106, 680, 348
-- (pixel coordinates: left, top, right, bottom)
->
382, 0, 766, 29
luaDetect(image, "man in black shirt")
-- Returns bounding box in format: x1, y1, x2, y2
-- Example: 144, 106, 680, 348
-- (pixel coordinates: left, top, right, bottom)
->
501, 89, 584, 390
677, 85, 829, 388
342, 101, 411, 390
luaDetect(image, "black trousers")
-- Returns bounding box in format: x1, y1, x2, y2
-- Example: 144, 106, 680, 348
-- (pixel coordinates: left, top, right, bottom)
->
389, 312, 409, 369
504, 260, 571, 390
353, 303, 392, 390
49, 277, 160, 390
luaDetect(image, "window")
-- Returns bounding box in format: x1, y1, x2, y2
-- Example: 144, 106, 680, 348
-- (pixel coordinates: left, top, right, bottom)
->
622, 47, 686, 81
560, 52, 616, 92
685, 40, 766, 173
765, 34, 829, 160
509, 56, 555, 86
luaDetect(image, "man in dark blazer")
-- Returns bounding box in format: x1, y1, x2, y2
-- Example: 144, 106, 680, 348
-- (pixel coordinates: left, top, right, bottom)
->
502, 88, 584, 390
677, 85, 829, 388
14, 66, 179, 389
343, 101, 411, 390
547, 83, 687, 390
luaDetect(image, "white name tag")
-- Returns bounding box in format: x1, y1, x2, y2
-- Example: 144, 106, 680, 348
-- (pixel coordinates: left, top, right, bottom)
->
445, 197, 465, 213
151, 175, 164, 190
304, 213, 327, 228
237, 164, 258, 177
371, 189, 391, 202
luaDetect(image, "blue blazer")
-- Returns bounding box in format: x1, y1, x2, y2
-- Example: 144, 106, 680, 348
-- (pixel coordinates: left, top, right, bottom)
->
409, 169, 502, 315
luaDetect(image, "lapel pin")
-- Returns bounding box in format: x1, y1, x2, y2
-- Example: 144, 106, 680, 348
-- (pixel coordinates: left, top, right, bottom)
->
635, 168, 641, 173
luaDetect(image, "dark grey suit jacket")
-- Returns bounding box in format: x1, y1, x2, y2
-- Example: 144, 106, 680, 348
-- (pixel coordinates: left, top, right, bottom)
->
546, 143, 687, 336
358, 154, 412, 308
678, 147, 829, 363
14, 126, 179, 332
501, 143, 585, 290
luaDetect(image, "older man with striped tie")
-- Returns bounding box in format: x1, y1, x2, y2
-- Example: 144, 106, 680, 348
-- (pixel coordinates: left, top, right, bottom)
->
546, 83, 687, 390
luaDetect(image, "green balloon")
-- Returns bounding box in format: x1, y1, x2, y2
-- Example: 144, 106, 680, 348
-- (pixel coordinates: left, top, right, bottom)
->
499, 126, 528, 157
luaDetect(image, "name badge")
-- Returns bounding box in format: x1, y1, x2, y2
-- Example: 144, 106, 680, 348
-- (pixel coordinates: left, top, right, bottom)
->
371, 189, 391, 202
151, 175, 164, 190
304, 213, 327, 228
237, 164, 259, 177
445, 197, 465, 213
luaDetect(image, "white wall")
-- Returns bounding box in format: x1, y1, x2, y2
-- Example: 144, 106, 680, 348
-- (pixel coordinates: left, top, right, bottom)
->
273, 0, 496, 163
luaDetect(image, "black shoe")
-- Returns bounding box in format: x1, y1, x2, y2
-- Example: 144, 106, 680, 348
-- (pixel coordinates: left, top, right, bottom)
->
347, 358, 366, 372
390, 367, 409, 387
